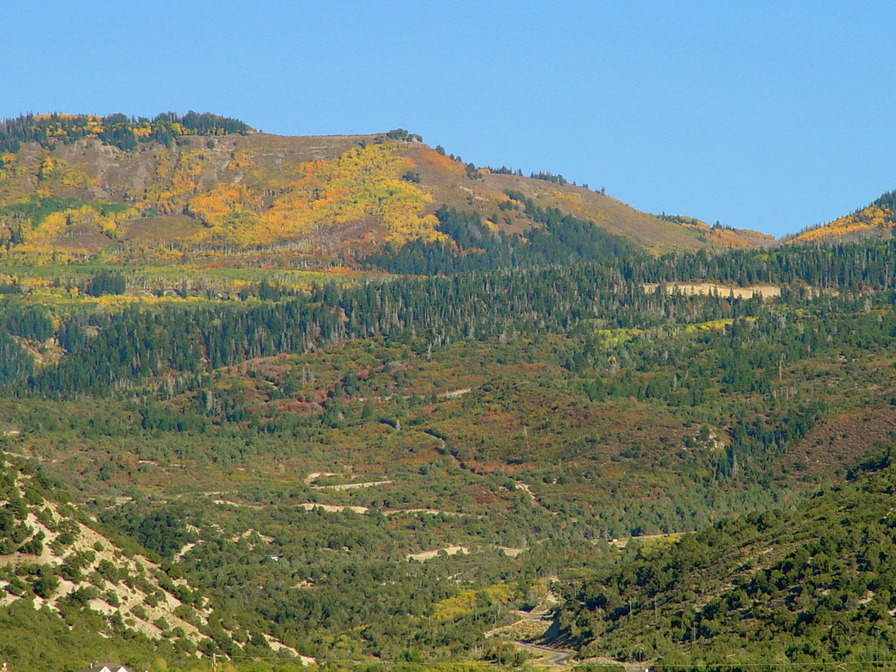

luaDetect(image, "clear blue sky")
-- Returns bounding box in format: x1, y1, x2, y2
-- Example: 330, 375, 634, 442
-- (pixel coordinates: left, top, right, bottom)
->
6, 1, 896, 238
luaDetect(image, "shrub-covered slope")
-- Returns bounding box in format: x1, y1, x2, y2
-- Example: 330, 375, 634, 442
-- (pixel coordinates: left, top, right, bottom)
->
558, 462, 896, 669
0, 454, 302, 670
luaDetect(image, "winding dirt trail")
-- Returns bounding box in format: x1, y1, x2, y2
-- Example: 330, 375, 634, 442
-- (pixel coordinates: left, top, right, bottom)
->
313, 480, 392, 491
513, 642, 576, 667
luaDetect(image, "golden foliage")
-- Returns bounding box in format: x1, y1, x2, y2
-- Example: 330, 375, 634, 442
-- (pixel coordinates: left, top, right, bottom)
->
185, 183, 264, 228
21, 204, 136, 247
141, 150, 212, 215
432, 583, 515, 621
38, 156, 62, 181
189, 143, 445, 247
699, 226, 759, 249
791, 205, 896, 243
28, 154, 93, 194
226, 150, 255, 171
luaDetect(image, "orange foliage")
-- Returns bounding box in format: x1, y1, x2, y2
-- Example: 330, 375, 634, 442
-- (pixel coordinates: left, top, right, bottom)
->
226, 150, 255, 171
186, 183, 264, 228
416, 147, 466, 176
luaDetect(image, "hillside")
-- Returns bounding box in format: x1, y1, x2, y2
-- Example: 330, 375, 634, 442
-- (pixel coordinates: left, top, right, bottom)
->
0, 454, 303, 669
6, 112, 896, 672
556, 461, 896, 668
0, 113, 766, 267
0, 236, 895, 669
789, 189, 896, 244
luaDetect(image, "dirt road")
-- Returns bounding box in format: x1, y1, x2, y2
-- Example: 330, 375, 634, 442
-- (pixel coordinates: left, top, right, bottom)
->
513, 641, 576, 666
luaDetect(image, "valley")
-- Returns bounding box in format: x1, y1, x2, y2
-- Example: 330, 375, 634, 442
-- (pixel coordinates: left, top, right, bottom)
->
0, 113, 895, 672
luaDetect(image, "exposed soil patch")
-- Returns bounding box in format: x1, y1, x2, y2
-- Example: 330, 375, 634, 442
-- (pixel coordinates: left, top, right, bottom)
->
642, 282, 781, 299
406, 545, 469, 561
313, 480, 392, 491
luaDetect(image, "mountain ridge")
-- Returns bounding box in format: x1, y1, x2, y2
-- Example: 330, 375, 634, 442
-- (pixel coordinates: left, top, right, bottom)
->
0, 112, 768, 265
788, 189, 896, 244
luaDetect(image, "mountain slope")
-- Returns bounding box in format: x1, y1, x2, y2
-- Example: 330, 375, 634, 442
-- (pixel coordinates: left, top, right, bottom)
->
789, 189, 896, 244
0, 453, 304, 669
0, 113, 767, 264
557, 461, 896, 668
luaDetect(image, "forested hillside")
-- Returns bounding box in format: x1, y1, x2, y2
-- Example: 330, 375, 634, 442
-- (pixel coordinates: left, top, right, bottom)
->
2, 112, 896, 672
1, 230, 896, 670
0, 455, 302, 670
557, 462, 896, 668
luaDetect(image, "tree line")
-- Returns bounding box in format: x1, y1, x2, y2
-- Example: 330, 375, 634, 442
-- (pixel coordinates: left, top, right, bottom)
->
0, 111, 251, 153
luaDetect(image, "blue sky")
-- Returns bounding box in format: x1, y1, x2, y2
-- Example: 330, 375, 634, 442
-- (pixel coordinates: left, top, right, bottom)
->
5, 1, 896, 237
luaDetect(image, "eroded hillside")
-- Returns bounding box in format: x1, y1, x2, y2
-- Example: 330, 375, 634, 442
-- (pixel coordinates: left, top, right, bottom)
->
0, 454, 304, 668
